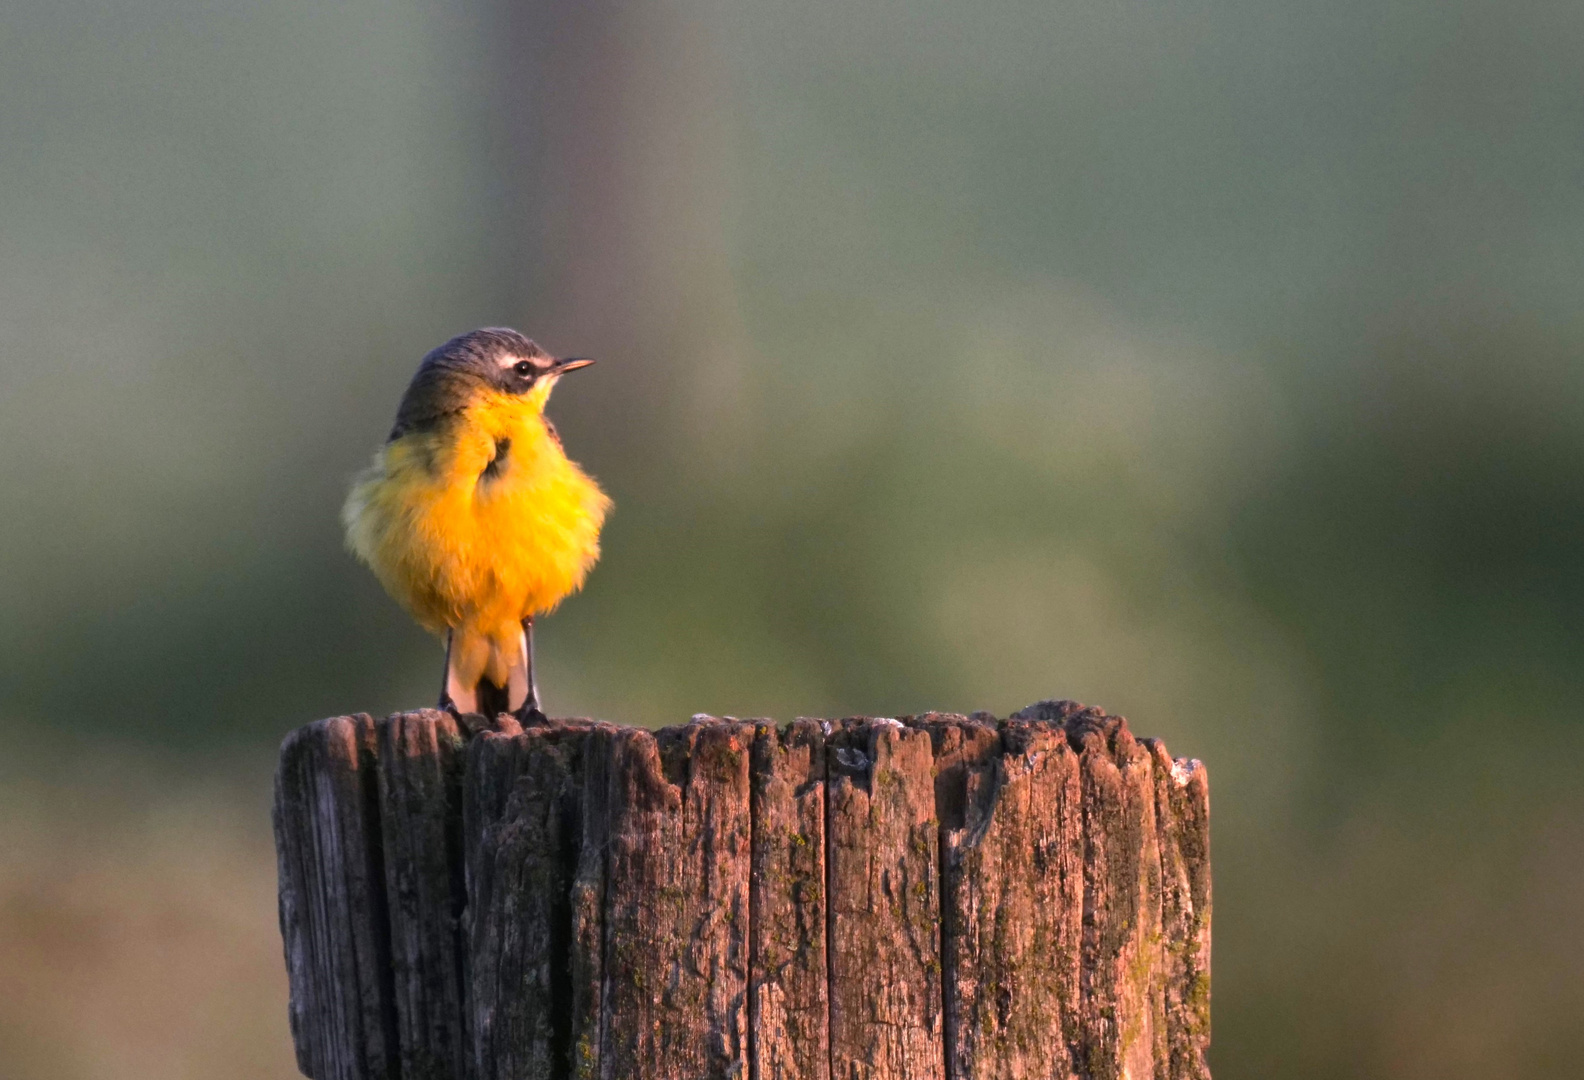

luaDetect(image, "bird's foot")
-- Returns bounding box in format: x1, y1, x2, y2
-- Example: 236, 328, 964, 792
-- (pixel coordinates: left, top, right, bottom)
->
437, 693, 493, 735
514, 690, 547, 726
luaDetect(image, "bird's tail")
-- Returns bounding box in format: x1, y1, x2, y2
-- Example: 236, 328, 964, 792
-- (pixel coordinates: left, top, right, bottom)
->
445, 623, 528, 716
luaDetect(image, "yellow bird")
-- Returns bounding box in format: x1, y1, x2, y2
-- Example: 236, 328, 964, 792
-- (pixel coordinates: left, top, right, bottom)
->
342, 328, 611, 717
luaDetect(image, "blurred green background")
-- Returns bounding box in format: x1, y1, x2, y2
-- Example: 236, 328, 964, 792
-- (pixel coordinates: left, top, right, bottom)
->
3, 0, 1582, 1076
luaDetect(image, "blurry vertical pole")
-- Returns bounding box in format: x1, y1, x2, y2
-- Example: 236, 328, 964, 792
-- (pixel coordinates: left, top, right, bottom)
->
488, 0, 751, 474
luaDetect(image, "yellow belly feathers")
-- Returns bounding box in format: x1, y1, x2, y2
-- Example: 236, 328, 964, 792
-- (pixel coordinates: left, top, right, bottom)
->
342, 387, 610, 688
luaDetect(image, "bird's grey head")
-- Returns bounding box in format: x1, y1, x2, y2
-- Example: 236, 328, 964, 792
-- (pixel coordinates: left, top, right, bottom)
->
388, 327, 593, 440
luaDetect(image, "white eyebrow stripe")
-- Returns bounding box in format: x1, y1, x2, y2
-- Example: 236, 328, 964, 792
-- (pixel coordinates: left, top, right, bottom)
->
497, 353, 554, 370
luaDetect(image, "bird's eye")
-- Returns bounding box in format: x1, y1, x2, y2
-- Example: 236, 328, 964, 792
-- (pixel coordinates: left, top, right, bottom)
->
513, 360, 534, 378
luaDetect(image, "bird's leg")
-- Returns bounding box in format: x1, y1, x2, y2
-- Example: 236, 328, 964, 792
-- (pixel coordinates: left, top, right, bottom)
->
502, 623, 529, 716
440, 628, 481, 716
516, 616, 544, 722
439, 629, 456, 711
527, 616, 540, 714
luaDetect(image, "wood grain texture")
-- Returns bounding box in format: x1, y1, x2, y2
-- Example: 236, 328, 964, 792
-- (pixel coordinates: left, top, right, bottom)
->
749, 720, 829, 1080
274, 705, 1211, 1080
464, 716, 591, 1080
1146, 739, 1212, 1080
598, 719, 754, 1080
376, 709, 471, 1080
1067, 706, 1167, 1080
570, 722, 618, 1080
274, 713, 397, 1080
940, 714, 1084, 1080
826, 720, 944, 1080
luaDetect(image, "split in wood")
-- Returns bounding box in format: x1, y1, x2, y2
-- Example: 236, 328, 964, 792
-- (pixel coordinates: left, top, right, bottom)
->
274, 702, 1211, 1080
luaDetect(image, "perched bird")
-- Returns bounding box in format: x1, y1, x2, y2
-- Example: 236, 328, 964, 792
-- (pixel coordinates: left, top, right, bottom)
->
342, 328, 611, 717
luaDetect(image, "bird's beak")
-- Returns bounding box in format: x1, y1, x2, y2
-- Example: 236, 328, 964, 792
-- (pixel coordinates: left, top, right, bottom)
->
552, 357, 595, 374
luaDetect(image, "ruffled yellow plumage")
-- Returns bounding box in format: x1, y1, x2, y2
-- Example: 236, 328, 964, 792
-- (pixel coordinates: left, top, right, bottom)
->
342, 379, 610, 695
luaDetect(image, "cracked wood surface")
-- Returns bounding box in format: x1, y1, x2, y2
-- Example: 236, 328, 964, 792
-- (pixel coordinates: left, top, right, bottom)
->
826, 720, 944, 1080
940, 714, 1083, 1080
598, 720, 753, 1080
750, 719, 829, 1080
463, 717, 592, 1080
376, 710, 471, 1080
274, 703, 1211, 1080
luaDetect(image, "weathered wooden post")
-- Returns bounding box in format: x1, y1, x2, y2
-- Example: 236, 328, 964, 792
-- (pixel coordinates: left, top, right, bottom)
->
273, 701, 1210, 1080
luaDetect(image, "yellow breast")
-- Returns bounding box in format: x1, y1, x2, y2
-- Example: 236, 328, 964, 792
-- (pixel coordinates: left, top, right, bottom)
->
342, 388, 611, 650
